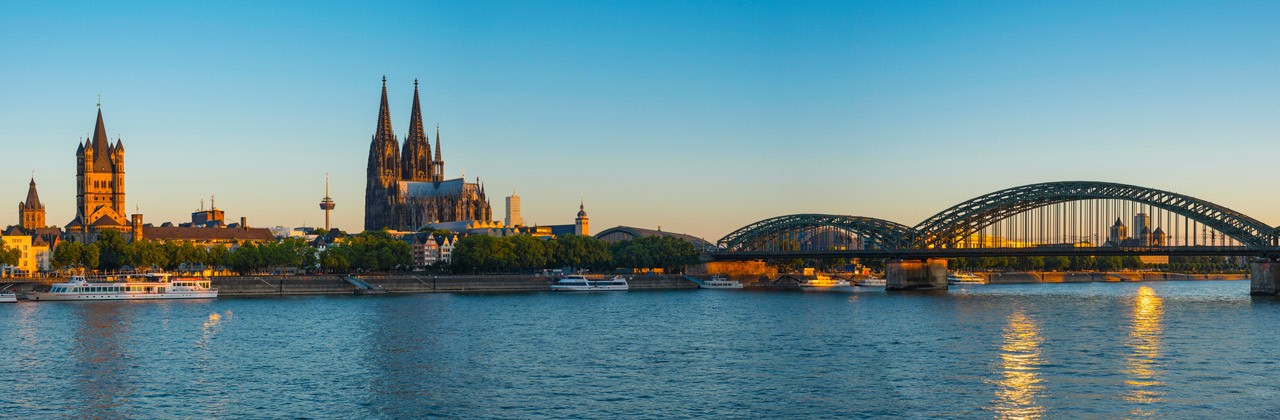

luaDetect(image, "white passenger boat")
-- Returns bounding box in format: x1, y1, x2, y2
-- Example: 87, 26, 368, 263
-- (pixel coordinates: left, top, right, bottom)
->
27, 273, 218, 301
0, 292, 15, 303
856, 277, 886, 287
947, 272, 987, 285
550, 275, 629, 292
698, 276, 744, 289
799, 275, 853, 290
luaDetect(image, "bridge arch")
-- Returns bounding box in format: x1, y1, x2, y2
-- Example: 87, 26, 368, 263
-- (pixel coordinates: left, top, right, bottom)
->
913, 181, 1276, 248
718, 214, 915, 252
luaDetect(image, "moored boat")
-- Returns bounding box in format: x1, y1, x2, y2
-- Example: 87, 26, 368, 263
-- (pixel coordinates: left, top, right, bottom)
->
27, 273, 218, 301
856, 277, 886, 287
551, 275, 629, 292
799, 275, 853, 290
0, 292, 15, 303
697, 275, 744, 289
947, 271, 987, 285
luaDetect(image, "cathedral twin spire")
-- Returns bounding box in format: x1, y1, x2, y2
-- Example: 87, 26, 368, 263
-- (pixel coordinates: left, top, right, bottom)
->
369, 77, 443, 186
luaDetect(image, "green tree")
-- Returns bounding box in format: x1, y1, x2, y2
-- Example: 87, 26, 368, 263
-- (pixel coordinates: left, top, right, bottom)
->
81, 244, 100, 270
229, 243, 263, 274
207, 244, 230, 269
320, 246, 351, 272
550, 234, 612, 271
1122, 255, 1145, 270
509, 235, 550, 270
51, 241, 84, 270
610, 236, 699, 273
130, 240, 169, 269
0, 242, 20, 267
95, 230, 130, 270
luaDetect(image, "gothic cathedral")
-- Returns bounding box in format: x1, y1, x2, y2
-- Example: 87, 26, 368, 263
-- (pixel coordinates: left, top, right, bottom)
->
364, 77, 492, 231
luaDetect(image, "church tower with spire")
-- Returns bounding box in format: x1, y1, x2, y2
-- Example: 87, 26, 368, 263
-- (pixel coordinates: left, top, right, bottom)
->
18, 178, 45, 230
365, 76, 402, 231
401, 79, 432, 183
67, 105, 128, 238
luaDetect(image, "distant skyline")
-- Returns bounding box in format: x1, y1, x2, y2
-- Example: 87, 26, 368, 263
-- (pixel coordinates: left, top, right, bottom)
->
3, 1, 1280, 241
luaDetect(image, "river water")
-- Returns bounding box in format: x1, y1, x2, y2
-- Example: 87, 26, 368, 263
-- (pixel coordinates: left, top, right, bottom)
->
2, 280, 1279, 418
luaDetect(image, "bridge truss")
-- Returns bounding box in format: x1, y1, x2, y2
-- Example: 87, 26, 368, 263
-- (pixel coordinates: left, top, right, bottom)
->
714, 181, 1280, 260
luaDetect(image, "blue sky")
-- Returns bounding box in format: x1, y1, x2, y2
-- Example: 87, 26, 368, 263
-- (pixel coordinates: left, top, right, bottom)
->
2, 1, 1279, 241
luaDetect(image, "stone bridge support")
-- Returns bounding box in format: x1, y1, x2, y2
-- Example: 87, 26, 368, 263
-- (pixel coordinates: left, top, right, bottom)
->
886, 258, 948, 291
1251, 261, 1280, 295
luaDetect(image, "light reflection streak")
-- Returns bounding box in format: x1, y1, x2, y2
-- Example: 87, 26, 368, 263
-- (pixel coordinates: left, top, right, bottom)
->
991, 310, 1046, 420
1124, 286, 1164, 415
197, 310, 233, 348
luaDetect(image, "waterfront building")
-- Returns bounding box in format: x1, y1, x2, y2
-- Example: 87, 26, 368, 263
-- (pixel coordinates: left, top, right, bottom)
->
439, 236, 456, 264
595, 225, 716, 251
65, 106, 130, 242
1, 234, 49, 274
18, 178, 45, 230
407, 233, 445, 267
364, 77, 493, 232
505, 191, 523, 227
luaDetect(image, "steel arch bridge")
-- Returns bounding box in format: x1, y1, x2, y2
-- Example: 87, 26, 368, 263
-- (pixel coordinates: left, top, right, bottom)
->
913, 181, 1277, 249
717, 214, 914, 253
713, 181, 1280, 259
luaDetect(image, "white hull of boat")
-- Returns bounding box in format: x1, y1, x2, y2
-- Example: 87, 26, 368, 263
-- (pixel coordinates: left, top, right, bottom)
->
27, 291, 217, 301
0, 293, 15, 303
550, 285, 629, 292
699, 283, 744, 289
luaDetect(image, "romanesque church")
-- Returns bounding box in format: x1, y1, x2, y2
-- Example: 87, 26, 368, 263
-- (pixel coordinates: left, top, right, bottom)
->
365, 78, 492, 231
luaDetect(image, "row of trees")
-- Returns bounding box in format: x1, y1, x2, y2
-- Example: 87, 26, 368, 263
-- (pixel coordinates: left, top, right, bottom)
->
49, 230, 321, 273
451, 234, 613, 272
449, 234, 701, 273
317, 230, 412, 272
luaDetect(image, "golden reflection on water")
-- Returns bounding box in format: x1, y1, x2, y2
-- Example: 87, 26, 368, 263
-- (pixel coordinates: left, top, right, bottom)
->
992, 311, 1046, 420
1125, 286, 1164, 414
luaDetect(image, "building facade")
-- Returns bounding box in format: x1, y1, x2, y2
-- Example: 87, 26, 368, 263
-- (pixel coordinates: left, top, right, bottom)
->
365, 78, 492, 232
1, 234, 49, 274
505, 192, 523, 227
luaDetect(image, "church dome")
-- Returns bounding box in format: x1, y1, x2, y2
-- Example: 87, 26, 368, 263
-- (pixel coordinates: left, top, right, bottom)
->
577, 203, 587, 218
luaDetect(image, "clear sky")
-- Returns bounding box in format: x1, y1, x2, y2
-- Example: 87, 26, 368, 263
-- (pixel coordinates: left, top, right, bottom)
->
2, 1, 1279, 241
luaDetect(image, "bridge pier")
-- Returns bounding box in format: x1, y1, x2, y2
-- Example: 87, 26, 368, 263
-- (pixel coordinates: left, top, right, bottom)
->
886, 258, 948, 291
1251, 261, 1280, 295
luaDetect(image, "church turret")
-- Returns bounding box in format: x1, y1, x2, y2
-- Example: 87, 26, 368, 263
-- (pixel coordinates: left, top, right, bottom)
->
430, 125, 443, 182
19, 178, 45, 230
401, 79, 431, 182
575, 201, 589, 236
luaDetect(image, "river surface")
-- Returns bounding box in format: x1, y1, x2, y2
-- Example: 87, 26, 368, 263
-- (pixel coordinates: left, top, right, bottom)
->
2, 280, 1279, 418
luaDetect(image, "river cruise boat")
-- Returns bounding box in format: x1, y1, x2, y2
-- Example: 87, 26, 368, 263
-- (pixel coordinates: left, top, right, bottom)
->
947, 272, 987, 285
856, 277, 887, 287
27, 273, 218, 301
0, 292, 15, 303
697, 276, 744, 289
799, 275, 853, 290
551, 275, 629, 292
